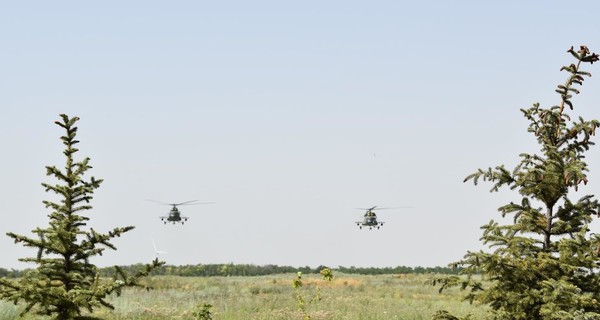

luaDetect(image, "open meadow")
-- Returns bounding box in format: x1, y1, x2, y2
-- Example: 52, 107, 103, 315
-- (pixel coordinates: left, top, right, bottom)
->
0, 273, 487, 320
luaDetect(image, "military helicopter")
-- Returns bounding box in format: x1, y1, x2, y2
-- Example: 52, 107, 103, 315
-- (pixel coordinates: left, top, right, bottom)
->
148, 199, 215, 225
355, 206, 411, 230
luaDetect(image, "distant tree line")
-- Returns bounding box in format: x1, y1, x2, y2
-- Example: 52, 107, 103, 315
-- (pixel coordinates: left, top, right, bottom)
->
0, 268, 21, 278
336, 265, 461, 275
1, 263, 460, 279
109, 264, 460, 277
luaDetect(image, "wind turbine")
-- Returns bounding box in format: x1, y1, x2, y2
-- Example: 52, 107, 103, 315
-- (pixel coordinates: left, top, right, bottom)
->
152, 239, 167, 260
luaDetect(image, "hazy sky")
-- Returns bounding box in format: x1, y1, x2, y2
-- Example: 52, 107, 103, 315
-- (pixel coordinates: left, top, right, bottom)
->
1, 1, 600, 270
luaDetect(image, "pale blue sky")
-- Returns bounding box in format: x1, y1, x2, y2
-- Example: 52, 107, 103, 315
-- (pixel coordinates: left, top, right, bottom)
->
1, 1, 600, 269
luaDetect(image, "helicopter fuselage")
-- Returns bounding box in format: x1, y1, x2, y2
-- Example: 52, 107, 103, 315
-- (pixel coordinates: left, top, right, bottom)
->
356, 210, 384, 229
160, 206, 188, 224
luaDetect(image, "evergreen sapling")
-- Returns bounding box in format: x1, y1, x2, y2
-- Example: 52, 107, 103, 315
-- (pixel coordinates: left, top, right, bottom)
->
433, 46, 600, 319
0, 114, 163, 320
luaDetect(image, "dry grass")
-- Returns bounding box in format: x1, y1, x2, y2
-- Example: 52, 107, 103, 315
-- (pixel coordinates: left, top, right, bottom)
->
0, 273, 488, 319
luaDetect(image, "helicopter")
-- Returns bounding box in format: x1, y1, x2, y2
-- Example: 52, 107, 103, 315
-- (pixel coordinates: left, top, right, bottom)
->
355, 206, 411, 230
148, 199, 215, 225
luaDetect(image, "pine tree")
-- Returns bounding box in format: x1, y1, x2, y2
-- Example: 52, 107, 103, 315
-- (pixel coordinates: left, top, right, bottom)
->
0, 114, 163, 320
433, 46, 600, 319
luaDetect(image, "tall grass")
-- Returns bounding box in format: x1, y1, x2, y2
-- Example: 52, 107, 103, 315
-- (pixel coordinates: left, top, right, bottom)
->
0, 273, 487, 319
0, 301, 19, 320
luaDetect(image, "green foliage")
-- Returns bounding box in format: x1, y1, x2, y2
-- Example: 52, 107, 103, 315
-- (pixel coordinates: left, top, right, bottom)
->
319, 268, 333, 281
436, 46, 600, 319
0, 114, 163, 320
191, 303, 213, 320
292, 268, 334, 320
432, 310, 474, 320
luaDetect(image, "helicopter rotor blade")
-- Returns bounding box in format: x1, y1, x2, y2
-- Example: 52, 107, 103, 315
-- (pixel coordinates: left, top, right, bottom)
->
355, 206, 412, 211
147, 199, 215, 206
147, 199, 172, 205
171, 200, 200, 206
175, 201, 216, 206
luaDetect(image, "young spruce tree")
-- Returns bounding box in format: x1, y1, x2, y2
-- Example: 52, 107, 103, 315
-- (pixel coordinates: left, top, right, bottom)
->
0, 114, 163, 320
433, 46, 600, 320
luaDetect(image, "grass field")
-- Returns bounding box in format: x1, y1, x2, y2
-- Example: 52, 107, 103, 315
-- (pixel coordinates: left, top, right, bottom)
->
0, 273, 488, 319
